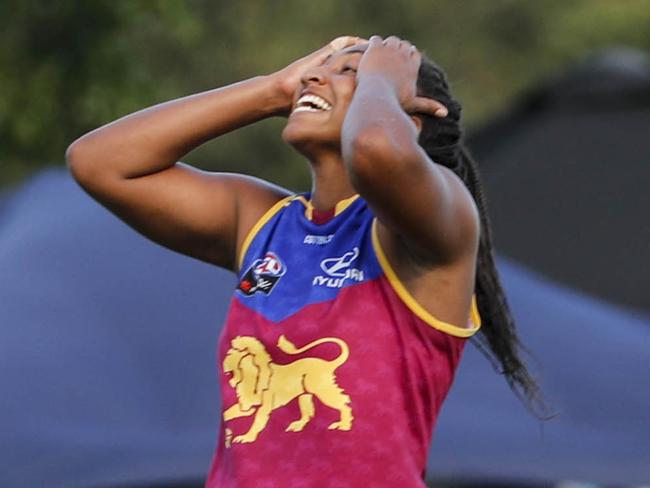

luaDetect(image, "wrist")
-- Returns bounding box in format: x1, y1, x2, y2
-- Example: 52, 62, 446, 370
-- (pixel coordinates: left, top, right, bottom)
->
355, 74, 401, 104
260, 73, 293, 117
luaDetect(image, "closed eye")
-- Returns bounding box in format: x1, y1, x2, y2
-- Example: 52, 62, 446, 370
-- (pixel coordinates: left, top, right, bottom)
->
342, 65, 357, 74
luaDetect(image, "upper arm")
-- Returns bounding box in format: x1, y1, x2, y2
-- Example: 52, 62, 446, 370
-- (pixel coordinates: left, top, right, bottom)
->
68, 160, 289, 270
346, 127, 479, 265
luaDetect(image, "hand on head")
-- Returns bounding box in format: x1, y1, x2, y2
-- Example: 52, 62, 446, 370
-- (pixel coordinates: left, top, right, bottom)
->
272, 36, 367, 116
358, 35, 447, 118
272, 35, 446, 119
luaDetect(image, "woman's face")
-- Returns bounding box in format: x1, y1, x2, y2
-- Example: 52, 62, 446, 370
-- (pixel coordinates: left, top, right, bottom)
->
281, 44, 368, 155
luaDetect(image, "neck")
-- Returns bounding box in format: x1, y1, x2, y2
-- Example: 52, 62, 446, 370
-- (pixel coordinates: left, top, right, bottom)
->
307, 151, 356, 210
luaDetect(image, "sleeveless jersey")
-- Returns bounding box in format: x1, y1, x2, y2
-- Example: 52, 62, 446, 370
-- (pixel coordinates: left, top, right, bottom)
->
205, 193, 481, 487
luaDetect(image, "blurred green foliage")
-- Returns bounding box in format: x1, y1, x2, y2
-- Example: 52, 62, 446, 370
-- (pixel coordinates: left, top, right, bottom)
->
1, 0, 650, 191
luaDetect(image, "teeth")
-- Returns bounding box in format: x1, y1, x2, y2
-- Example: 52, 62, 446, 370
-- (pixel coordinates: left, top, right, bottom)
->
293, 105, 324, 113
294, 94, 332, 113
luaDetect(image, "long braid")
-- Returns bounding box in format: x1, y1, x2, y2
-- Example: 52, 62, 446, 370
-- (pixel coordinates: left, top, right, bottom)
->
461, 146, 551, 417
417, 55, 553, 419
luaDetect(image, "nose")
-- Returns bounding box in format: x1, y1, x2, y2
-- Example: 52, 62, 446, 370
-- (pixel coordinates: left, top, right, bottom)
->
300, 65, 328, 86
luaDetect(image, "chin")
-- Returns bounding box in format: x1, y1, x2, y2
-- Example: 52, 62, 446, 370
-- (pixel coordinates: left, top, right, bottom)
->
280, 118, 303, 145
281, 119, 339, 154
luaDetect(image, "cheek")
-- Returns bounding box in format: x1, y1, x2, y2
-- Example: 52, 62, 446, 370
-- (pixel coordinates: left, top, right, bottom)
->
336, 79, 357, 102
332, 98, 354, 121
330, 93, 353, 117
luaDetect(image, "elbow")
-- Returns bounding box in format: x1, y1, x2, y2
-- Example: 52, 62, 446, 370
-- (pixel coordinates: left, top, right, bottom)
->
65, 138, 93, 182
66, 125, 116, 180
65, 139, 83, 168
65, 135, 109, 184
65, 139, 84, 176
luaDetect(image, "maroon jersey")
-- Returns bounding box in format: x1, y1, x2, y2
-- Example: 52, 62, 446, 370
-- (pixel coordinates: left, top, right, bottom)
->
205, 194, 481, 487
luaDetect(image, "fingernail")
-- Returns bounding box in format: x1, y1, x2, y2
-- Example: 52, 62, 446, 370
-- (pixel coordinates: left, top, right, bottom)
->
435, 107, 448, 117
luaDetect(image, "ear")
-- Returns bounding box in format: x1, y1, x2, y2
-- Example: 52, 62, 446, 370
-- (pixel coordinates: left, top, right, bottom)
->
410, 115, 423, 136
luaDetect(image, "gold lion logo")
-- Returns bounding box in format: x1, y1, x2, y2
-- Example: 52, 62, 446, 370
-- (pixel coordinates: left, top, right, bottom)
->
222, 334, 353, 444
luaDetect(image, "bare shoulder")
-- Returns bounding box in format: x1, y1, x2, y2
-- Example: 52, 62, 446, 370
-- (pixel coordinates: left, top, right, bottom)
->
173, 169, 292, 269
228, 173, 294, 269
375, 219, 479, 331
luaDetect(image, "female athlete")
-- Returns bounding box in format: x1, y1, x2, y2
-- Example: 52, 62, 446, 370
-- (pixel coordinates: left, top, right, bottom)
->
67, 35, 545, 487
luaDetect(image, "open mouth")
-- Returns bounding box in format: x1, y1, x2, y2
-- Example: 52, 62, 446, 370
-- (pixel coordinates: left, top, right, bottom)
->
292, 94, 333, 114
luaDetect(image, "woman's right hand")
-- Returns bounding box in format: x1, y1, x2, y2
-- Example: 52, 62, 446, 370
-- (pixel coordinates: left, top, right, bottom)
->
269, 36, 366, 117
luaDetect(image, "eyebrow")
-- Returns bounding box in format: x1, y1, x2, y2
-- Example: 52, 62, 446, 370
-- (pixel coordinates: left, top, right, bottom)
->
322, 48, 366, 64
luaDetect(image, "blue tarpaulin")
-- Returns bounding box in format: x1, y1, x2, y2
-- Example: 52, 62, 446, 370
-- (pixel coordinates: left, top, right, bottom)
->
1, 169, 648, 487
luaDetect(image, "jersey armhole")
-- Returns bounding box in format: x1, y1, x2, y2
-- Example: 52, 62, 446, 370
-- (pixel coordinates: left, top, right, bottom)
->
237, 195, 294, 271
370, 218, 482, 338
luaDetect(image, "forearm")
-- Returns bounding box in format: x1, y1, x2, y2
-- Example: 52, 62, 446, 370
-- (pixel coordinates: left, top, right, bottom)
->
67, 74, 286, 179
341, 75, 421, 177
341, 74, 451, 238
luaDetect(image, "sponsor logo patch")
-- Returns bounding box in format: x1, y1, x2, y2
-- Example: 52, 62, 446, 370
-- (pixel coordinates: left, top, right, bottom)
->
238, 252, 286, 296
313, 247, 364, 288
303, 234, 334, 245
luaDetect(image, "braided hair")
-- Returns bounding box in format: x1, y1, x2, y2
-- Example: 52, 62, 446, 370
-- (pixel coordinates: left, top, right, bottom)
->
416, 55, 553, 419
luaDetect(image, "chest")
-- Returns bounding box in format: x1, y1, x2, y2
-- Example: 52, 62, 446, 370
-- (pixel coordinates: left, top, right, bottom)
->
235, 202, 383, 323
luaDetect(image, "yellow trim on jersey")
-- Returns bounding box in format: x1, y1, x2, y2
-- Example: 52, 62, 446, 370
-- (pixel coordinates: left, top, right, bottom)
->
293, 195, 313, 220
334, 194, 361, 216
237, 196, 294, 271
469, 294, 482, 328
371, 219, 482, 338
294, 194, 361, 221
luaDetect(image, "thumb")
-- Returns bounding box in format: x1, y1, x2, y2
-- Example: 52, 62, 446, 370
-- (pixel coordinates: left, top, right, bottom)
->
409, 96, 448, 118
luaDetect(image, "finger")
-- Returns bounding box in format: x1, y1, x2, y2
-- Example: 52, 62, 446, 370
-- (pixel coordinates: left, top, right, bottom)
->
410, 45, 421, 64
384, 35, 401, 48
410, 96, 449, 118
310, 36, 358, 66
368, 35, 383, 47
329, 35, 365, 51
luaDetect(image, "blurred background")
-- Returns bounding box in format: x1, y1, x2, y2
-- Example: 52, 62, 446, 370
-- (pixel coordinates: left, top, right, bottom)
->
1, 1, 649, 487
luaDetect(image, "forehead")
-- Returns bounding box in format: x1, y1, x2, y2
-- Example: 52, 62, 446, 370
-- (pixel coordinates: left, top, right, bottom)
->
322, 44, 368, 65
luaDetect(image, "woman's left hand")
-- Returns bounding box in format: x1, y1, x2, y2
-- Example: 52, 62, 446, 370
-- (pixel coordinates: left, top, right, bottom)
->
357, 35, 448, 118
